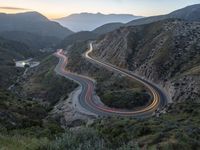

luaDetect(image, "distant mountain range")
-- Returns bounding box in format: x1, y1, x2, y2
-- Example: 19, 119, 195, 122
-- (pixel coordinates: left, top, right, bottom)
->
126, 4, 200, 26
55, 13, 142, 32
0, 11, 73, 39
57, 3, 200, 104
90, 4, 200, 35
1, 4, 200, 50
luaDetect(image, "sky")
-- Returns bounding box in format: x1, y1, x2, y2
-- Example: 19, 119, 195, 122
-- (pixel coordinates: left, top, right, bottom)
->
0, 0, 199, 19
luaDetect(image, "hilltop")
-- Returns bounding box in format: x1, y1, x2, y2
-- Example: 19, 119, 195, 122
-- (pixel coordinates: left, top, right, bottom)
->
0, 11, 73, 39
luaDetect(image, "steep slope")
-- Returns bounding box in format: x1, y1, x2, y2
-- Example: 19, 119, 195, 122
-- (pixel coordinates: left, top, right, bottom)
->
0, 11, 73, 39
167, 4, 200, 21
55, 13, 142, 32
92, 19, 200, 103
126, 4, 200, 26
17, 55, 78, 106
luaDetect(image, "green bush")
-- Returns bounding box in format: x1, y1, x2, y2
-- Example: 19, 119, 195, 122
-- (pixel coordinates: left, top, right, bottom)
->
102, 90, 150, 109
44, 128, 105, 150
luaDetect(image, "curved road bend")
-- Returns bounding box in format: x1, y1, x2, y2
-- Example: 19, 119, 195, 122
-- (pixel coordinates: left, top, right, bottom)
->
54, 45, 168, 117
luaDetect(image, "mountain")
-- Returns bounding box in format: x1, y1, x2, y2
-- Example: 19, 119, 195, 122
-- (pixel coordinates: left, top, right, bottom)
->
168, 4, 200, 21
92, 19, 200, 103
93, 4, 200, 35
93, 22, 124, 35
0, 31, 60, 49
126, 4, 200, 26
0, 11, 73, 39
58, 31, 98, 48
55, 13, 142, 32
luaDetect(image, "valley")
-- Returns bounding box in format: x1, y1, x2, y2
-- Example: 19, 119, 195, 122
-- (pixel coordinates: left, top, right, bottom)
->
54, 46, 167, 117
0, 3, 199, 150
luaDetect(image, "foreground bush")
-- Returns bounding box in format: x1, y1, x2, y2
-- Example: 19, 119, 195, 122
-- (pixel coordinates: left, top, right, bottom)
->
43, 128, 105, 150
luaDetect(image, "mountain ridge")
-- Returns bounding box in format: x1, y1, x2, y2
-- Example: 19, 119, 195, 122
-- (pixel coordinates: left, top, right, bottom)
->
90, 4, 200, 35
55, 12, 142, 32
126, 4, 200, 26
93, 22, 124, 35
0, 11, 73, 39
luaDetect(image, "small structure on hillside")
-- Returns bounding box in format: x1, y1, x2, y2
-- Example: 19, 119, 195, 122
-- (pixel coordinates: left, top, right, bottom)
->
15, 58, 40, 68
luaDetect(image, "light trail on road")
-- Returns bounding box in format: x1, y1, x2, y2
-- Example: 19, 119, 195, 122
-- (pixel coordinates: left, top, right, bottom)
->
54, 43, 168, 117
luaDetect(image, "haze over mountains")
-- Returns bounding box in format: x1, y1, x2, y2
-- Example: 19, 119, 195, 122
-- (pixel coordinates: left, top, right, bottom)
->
91, 4, 200, 36
55, 13, 142, 32
56, 4, 200, 50
126, 4, 200, 26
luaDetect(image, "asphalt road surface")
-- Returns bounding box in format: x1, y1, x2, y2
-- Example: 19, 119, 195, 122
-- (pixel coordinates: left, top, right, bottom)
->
54, 43, 169, 117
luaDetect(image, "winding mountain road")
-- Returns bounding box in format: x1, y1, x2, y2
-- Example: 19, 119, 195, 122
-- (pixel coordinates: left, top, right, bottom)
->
54, 43, 169, 117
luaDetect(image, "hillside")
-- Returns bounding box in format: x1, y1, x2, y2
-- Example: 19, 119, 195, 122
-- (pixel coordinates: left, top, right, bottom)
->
45, 19, 200, 150
57, 31, 98, 48
0, 11, 73, 39
0, 38, 31, 62
91, 4, 200, 37
92, 19, 200, 103
0, 40, 77, 149
0, 87, 64, 150
55, 12, 142, 32
1, 6, 200, 150
1, 35, 200, 150
126, 4, 200, 26
16, 55, 78, 106
0, 37, 36, 87
0, 31, 60, 49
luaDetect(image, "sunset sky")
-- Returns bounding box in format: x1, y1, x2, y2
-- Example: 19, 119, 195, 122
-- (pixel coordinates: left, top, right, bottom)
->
0, 0, 199, 19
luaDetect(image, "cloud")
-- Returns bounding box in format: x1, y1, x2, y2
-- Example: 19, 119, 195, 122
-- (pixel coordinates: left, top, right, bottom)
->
0, 7, 30, 11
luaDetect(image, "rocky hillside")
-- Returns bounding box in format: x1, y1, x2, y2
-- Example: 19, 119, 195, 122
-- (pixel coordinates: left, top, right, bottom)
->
92, 19, 200, 103
60, 41, 150, 110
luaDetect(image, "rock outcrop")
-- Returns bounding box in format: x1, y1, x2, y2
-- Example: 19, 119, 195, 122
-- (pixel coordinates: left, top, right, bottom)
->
92, 19, 200, 103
